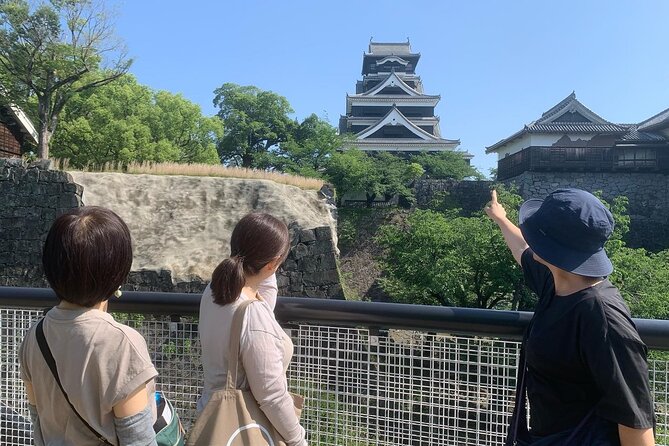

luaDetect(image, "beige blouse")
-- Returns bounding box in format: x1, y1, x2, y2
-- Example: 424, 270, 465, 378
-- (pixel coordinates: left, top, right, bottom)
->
197, 274, 307, 446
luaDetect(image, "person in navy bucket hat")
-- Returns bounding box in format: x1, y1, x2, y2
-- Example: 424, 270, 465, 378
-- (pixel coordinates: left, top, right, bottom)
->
485, 188, 655, 446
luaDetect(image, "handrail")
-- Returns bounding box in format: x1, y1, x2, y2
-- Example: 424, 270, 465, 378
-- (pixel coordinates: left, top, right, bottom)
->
2, 286, 669, 349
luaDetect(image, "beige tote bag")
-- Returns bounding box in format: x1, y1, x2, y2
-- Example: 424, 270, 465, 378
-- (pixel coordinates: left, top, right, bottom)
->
187, 300, 304, 446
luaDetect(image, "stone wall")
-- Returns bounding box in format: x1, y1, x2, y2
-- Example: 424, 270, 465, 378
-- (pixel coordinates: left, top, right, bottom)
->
414, 179, 493, 215
505, 171, 669, 250
0, 159, 343, 298
279, 225, 342, 298
0, 159, 83, 286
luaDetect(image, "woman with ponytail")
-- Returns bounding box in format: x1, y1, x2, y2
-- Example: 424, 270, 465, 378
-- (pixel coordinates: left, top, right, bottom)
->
195, 213, 308, 446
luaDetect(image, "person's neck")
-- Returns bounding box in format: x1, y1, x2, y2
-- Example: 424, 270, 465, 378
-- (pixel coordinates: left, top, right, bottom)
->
241, 274, 266, 300
549, 267, 603, 296
57, 300, 108, 312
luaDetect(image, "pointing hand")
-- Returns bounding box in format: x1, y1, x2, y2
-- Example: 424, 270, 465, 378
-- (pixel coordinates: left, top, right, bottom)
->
485, 189, 507, 222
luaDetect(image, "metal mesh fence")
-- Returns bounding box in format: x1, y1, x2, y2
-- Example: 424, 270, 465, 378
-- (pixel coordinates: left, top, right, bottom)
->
1, 308, 668, 446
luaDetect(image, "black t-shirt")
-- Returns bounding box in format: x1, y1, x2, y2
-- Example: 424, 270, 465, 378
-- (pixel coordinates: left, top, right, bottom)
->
521, 249, 654, 436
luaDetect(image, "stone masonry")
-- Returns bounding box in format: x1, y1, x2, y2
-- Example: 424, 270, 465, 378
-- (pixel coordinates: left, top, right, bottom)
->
0, 159, 343, 298
0, 159, 83, 287
505, 171, 669, 250
414, 179, 493, 215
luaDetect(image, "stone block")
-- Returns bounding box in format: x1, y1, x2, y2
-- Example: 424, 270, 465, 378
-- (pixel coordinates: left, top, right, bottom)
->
311, 239, 335, 255
303, 269, 340, 286
276, 273, 290, 288
58, 194, 79, 208
292, 243, 309, 260
314, 226, 332, 240
319, 254, 338, 270
304, 287, 328, 298
327, 284, 344, 299
298, 256, 319, 273
299, 229, 316, 243
282, 258, 297, 271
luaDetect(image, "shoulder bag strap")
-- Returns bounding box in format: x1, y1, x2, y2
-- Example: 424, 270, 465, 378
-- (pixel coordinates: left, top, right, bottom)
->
225, 299, 257, 390
35, 318, 114, 446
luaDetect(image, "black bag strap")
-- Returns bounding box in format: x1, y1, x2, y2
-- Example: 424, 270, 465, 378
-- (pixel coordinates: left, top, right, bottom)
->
35, 318, 114, 446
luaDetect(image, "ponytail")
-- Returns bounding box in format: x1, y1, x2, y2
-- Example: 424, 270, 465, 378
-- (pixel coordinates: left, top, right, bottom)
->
211, 255, 246, 305
211, 213, 290, 305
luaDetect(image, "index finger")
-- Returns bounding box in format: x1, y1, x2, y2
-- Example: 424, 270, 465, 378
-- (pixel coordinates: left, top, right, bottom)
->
491, 189, 498, 203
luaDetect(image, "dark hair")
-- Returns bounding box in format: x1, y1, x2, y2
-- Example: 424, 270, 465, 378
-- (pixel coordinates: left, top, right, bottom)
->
211, 213, 290, 305
42, 206, 133, 307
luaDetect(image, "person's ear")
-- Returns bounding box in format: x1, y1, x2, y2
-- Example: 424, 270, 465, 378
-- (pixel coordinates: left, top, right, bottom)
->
265, 256, 283, 272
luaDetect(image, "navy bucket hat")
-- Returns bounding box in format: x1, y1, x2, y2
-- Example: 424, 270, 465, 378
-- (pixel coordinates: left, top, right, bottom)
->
518, 188, 614, 277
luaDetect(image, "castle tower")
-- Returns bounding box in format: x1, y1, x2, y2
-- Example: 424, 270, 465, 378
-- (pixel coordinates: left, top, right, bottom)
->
339, 41, 468, 157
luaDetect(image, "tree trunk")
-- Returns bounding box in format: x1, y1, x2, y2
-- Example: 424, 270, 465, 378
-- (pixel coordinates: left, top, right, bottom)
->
37, 93, 53, 159
37, 108, 51, 159
241, 152, 253, 168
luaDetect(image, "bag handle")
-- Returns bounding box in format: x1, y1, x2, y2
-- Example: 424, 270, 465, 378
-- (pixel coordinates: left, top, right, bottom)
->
35, 318, 114, 446
225, 299, 257, 389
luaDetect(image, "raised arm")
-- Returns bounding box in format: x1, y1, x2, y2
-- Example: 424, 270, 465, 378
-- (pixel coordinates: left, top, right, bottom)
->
484, 190, 528, 265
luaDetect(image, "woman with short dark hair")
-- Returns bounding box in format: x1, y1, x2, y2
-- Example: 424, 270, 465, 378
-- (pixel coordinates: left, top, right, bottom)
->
196, 213, 308, 445
20, 206, 159, 445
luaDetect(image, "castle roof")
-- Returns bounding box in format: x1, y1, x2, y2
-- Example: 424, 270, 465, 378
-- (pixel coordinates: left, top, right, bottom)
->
486, 92, 628, 153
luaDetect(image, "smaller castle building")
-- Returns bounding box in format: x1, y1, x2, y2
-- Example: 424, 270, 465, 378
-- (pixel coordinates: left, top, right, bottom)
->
486, 93, 669, 180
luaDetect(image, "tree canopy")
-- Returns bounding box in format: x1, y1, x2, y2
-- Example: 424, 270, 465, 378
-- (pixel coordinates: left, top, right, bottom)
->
377, 187, 533, 309
51, 75, 221, 167
213, 83, 295, 167
413, 151, 482, 180
0, 0, 131, 158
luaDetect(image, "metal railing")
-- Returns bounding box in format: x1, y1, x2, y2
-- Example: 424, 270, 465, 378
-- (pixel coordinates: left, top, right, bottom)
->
1, 287, 668, 446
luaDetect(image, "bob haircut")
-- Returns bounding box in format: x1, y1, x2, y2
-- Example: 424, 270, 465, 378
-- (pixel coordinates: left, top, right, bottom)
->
42, 206, 133, 307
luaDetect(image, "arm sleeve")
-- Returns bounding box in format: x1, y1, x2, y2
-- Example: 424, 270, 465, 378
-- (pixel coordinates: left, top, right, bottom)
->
18, 330, 32, 382
114, 403, 158, 446
580, 304, 655, 429
520, 248, 554, 300
240, 307, 307, 446
107, 331, 159, 408
258, 273, 279, 310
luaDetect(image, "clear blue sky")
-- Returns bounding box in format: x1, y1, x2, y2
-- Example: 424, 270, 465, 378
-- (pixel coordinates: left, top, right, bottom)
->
114, 0, 669, 175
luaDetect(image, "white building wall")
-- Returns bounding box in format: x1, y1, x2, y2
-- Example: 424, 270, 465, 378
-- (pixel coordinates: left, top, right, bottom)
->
495, 133, 597, 160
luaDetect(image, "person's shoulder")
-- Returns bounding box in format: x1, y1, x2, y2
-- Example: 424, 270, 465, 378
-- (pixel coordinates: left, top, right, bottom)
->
243, 300, 282, 338
576, 282, 642, 343
91, 311, 152, 356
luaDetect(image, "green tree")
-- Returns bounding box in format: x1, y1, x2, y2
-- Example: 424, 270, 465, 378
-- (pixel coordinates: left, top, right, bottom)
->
377, 187, 533, 309
324, 148, 378, 204
213, 83, 295, 167
372, 152, 424, 205
413, 151, 482, 180
276, 114, 341, 178
0, 0, 132, 159
51, 75, 221, 167
598, 194, 669, 319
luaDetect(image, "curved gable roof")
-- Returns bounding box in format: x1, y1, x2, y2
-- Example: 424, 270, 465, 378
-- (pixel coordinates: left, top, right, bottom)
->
362, 71, 422, 97
356, 107, 438, 141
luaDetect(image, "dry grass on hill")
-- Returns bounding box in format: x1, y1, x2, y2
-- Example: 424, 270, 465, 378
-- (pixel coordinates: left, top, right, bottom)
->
52, 159, 325, 190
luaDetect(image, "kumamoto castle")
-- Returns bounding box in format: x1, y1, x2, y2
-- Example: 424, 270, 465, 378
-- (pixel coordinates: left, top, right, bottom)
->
339, 41, 471, 159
